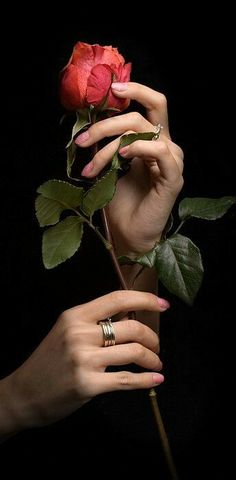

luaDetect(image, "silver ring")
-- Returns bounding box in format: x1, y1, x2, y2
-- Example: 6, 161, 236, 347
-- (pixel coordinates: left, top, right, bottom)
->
152, 123, 163, 141
99, 317, 116, 347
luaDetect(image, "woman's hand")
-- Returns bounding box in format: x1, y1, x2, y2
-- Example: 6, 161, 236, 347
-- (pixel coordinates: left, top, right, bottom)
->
0, 291, 168, 439
75, 82, 184, 254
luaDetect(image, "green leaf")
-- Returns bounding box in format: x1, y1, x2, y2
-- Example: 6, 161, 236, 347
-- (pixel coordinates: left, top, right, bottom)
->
179, 196, 236, 221
37, 180, 84, 208
134, 248, 157, 268
154, 234, 204, 305
82, 169, 118, 216
36, 180, 84, 226
42, 216, 84, 269
112, 132, 155, 169
66, 110, 91, 177
35, 195, 64, 227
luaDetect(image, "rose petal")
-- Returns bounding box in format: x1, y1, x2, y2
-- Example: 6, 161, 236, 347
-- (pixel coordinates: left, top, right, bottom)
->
119, 62, 132, 82
86, 64, 113, 106
92, 44, 125, 69
60, 64, 86, 110
106, 62, 131, 111
71, 42, 94, 69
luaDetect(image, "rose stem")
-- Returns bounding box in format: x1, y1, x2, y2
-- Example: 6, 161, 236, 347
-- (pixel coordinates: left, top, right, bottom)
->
149, 389, 179, 479
91, 138, 178, 479
101, 206, 179, 480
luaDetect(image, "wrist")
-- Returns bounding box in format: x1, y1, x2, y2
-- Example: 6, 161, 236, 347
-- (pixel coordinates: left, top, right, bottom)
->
0, 372, 26, 442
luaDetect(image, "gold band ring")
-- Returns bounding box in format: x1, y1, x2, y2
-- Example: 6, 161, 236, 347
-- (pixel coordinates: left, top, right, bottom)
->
99, 318, 116, 347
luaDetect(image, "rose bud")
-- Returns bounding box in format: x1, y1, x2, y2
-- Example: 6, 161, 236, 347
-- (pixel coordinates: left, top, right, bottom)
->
60, 42, 131, 113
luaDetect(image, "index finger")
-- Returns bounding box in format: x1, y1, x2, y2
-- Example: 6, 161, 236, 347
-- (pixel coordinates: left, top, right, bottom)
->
111, 82, 169, 136
72, 290, 170, 323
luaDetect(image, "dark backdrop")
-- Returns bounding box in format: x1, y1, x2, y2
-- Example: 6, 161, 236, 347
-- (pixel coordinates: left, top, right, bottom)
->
0, 13, 235, 479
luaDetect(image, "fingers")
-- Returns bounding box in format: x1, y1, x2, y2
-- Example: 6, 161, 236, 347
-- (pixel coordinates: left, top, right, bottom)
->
81, 136, 121, 177
71, 290, 170, 323
75, 111, 151, 147
95, 371, 164, 394
119, 139, 183, 184
112, 319, 159, 353
111, 82, 169, 135
98, 343, 162, 371
95, 318, 159, 352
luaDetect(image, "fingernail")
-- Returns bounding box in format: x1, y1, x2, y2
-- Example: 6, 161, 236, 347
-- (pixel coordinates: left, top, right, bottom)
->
152, 373, 164, 385
158, 297, 170, 310
119, 146, 129, 156
75, 130, 89, 145
111, 82, 128, 92
81, 161, 94, 176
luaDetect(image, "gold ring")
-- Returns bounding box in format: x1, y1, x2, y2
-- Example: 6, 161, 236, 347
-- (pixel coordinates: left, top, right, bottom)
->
99, 318, 116, 347
152, 123, 163, 141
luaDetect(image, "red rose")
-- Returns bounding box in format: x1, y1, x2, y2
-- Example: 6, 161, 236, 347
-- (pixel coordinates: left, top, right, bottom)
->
60, 42, 131, 112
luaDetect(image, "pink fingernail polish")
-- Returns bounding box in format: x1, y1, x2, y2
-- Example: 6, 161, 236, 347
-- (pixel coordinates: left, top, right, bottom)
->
111, 82, 128, 91
81, 161, 94, 176
75, 130, 89, 145
158, 298, 170, 310
152, 373, 164, 385
119, 146, 129, 156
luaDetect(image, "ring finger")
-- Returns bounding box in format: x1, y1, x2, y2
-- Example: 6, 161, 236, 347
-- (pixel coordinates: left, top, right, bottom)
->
97, 318, 159, 353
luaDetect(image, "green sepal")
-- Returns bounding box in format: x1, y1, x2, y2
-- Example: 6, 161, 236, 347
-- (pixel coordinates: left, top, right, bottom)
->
66, 109, 91, 178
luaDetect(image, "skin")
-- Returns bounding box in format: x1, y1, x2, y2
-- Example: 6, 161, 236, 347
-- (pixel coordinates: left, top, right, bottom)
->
76, 82, 184, 254
0, 82, 183, 442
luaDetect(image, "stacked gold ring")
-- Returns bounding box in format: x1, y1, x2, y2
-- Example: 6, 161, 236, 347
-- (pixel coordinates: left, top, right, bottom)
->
99, 318, 116, 347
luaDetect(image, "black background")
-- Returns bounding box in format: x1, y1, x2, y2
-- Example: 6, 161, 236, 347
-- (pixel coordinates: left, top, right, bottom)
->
0, 10, 235, 478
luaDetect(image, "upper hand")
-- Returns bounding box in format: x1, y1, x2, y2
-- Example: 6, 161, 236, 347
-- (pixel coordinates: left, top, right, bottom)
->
75, 82, 184, 254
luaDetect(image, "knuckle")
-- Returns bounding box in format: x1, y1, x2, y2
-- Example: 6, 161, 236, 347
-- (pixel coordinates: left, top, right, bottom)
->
156, 140, 169, 156
58, 310, 71, 325
177, 145, 184, 162
62, 325, 77, 346
130, 139, 144, 153
131, 320, 145, 338
70, 348, 91, 370
130, 343, 144, 360
172, 175, 184, 195
177, 175, 184, 191
117, 372, 133, 387
155, 92, 167, 109
70, 350, 83, 368
93, 150, 104, 165
108, 290, 126, 305
152, 334, 160, 354
129, 111, 143, 124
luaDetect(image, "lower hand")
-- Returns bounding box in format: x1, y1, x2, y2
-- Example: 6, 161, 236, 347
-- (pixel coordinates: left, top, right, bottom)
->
0, 290, 168, 437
